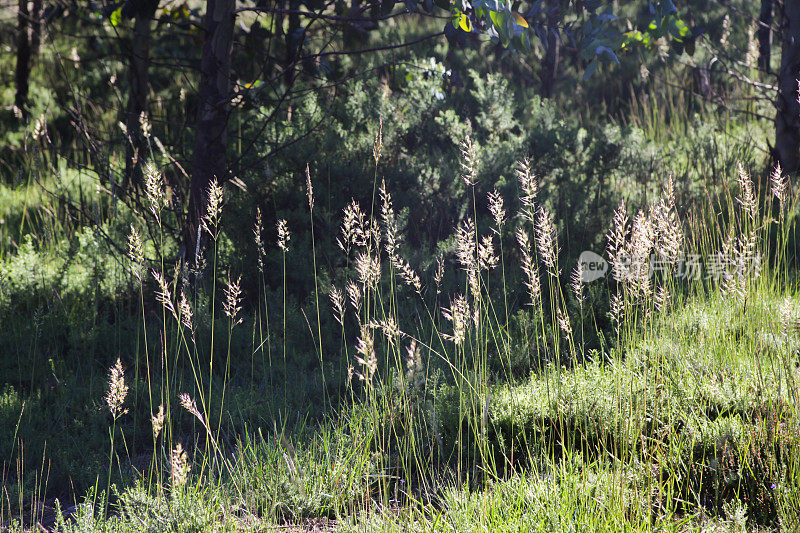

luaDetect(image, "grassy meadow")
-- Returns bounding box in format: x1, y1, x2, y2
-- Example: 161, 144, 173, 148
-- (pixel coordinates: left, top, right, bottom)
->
1, 3, 800, 531
2, 132, 800, 531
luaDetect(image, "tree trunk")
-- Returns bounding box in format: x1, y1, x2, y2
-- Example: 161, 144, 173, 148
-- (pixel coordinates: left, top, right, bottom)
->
775, 0, 800, 174
124, 1, 159, 187
187, 0, 235, 257
30, 0, 41, 58
541, 0, 559, 98
759, 0, 774, 73
14, 0, 31, 117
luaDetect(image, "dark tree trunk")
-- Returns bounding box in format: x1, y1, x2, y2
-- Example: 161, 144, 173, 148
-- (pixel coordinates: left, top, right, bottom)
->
541, 0, 560, 98
775, 0, 800, 174
759, 0, 774, 73
14, 0, 31, 117
186, 0, 235, 257
30, 0, 41, 58
124, 0, 159, 187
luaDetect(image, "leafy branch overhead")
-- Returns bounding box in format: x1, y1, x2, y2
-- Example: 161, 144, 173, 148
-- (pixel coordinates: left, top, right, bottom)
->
446, 0, 700, 77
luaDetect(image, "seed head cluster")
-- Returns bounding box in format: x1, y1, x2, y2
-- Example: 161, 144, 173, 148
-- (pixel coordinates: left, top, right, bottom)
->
151, 404, 165, 439
277, 219, 291, 252
105, 358, 128, 419
442, 295, 471, 346
459, 136, 479, 186
223, 274, 243, 325
535, 206, 559, 277
203, 178, 224, 235
127, 225, 145, 283
171, 443, 191, 488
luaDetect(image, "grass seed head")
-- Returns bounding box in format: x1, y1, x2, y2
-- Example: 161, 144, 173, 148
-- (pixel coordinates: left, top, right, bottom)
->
478, 235, 499, 271
152, 270, 177, 319
665, 176, 676, 208
254, 208, 265, 272
442, 295, 470, 346
779, 298, 800, 336
223, 274, 243, 325
455, 219, 477, 269
153, 135, 168, 159
630, 210, 654, 259
455, 219, 479, 296
535, 206, 559, 277
277, 219, 291, 252
329, 286, 346, 326
655, 286, 671, 312
178, 291, 194, 332
651, 199, 682, 266
517, 228, 541, 307
355, 326, 377, 382
459, 136, 479, 186
610, 292, 624, 335
203, 178, 224, 235
630, 211, 654, 297
771, 163, 788, 215
144, 162, 165, 220
305, 164, 314, 211
380, 180, 399, 258
346, 280, 362, 315
488, 189, 506, 230
571, 263, 585, 306
105, 358, 128, 419
434, 254, 445, 295
372, 118, 383, 164
179, 393, 203, 422
373, 316, 401, 345
152, 404, 165, 440
405, 340, 424, 389
366, 219, 382, 255
556, 307, 572, 340
138, 111, 151, 139
392, 255, 422, 294
32, 114, 46, 141
338, 200, 366, 255
736, 162, 758, 222
721, 269, 747, 302
127, 225, 145, 283
516, 158, 537, 222
356, 252, 381, 289
607, 201, 630, 276
170, 443, 191, 489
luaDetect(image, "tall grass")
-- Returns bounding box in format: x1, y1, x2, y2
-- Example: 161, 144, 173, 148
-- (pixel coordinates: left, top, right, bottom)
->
2, 127, 800, 531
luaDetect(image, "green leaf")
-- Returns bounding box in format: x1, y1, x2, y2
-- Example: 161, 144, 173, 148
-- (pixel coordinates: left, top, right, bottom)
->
110, 6, 122, 27
670, 16, 689, 39
489, 10, 502, 29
